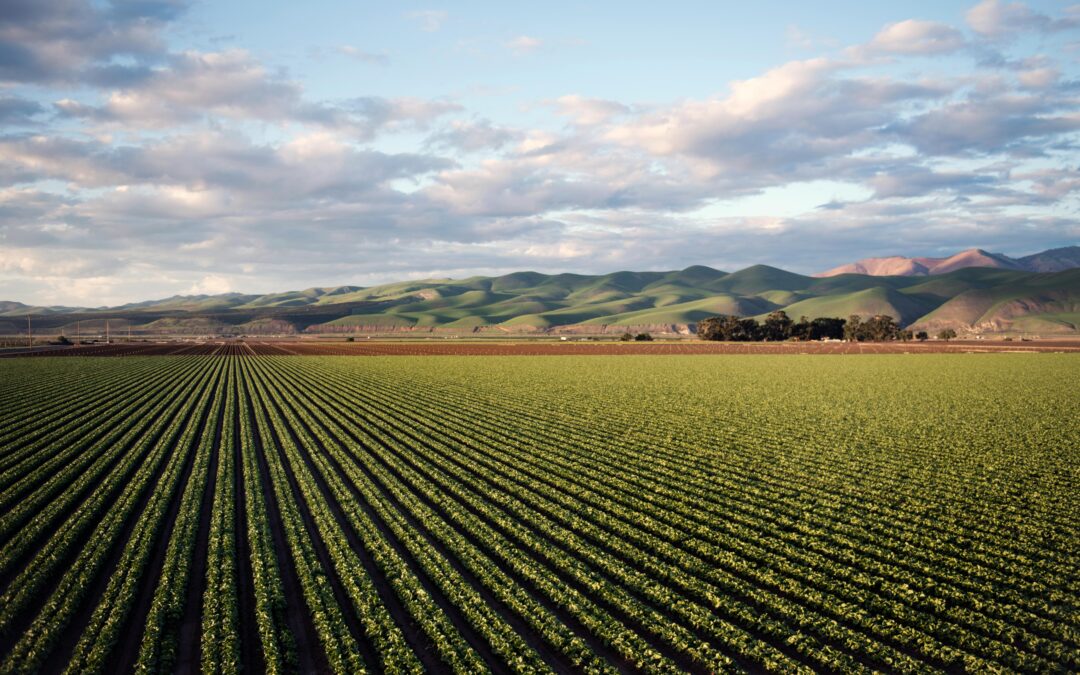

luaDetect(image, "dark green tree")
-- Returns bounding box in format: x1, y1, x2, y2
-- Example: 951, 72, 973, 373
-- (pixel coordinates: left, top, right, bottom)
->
762, 310, 793, 341
810, 317, 846, 340
790, 316, 812, 341
863, 315, 900, 341
844, 315, 863, 341
697, 315, 761, 341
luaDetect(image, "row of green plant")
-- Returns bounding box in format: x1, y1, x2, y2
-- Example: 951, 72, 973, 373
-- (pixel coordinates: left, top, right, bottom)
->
291, 356, 1075, 669
0, 354, 1074, 673
1, 360, 225, 674
200, 362, 241, 674
71, 363, 226, 673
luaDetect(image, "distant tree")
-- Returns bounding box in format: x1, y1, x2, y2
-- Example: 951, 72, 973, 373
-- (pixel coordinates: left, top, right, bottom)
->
762, 310, 793, 341
863, 315, 901, 341
844, 315, 863, 342
619, 332, 634, 342
345, 336, 355, 342
634, 332, 653, 341
697, 315, 761, 341
899, 329, 913, 342
915, 331, 928, 341
697, 315, 742, 341
790, 316, 812, 341
937, 328, 957, 341
696, 318, 723, 341
810, 317, 846, 340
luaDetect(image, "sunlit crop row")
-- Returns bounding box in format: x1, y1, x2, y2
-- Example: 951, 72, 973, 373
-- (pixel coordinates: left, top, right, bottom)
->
0, 353, 1075, 673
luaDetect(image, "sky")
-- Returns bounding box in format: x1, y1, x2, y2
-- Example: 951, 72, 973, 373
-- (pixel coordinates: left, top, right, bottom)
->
1, 1, 1078, 305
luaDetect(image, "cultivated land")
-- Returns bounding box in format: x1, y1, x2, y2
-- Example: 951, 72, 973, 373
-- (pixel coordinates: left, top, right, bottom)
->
3, 338, 1080, 358
0, 354, 1077, 673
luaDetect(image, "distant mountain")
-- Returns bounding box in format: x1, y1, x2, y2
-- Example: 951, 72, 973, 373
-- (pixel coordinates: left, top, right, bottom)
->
815, 246, 1079, 278
4, 263, 1079, 335
1018, 246, 1080, 273
0, 301, 28, 313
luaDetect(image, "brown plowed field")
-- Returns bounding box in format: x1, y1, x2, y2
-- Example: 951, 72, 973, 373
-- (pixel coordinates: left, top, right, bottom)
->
3, 339, 1078, 357
247, 339, 1080, 356
0, 342, 253, 357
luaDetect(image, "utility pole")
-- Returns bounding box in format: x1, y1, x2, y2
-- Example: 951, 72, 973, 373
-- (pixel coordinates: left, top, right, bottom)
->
76, 320, 80, 344
106, 319, 110, 344
26, 314, 31, 348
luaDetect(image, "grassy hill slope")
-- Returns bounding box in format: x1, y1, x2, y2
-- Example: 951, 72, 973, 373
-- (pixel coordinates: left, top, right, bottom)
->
4, 265, 1078, 335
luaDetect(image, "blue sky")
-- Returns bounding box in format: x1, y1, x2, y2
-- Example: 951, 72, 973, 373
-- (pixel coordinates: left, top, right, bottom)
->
1, 0, 1078, 304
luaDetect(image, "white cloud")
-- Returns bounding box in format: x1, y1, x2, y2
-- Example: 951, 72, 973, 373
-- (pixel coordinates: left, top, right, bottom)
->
549, 95, 629, 126
425, 119, 518, 152
3, 2, 1080, 304
864, 20, 966, 55
52, 49, 459, 137
187, 274, 232, 295
966, 0, 1079, 39
0, 0, 180, 85
1017, 67, 1059, 89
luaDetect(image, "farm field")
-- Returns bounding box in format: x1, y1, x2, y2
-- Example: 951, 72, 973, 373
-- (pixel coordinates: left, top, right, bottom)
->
3, 337, 1080, 358
0, 354, 1077, 673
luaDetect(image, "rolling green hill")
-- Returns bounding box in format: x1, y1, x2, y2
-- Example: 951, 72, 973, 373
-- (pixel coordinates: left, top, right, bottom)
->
4, 265, 1079, 335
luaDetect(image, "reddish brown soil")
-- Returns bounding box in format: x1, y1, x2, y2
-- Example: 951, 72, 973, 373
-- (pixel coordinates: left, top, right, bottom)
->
246, 340, 1080, 356
3, 339, 1078, 358
0, 342, 254, 357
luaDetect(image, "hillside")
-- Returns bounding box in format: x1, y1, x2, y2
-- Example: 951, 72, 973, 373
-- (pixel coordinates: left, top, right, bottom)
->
907, 269, 1080, 334
4, 262, 1079, 336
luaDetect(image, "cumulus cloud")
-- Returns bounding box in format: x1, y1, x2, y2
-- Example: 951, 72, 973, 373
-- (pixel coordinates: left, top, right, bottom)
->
861, 20, 966, 56
187, 274, 232, 295
965, 0, 1080, 39
865, 166, 999, 199
0, 130, 452, 208
425, 119, 518, 152
892, 93, 1080, 156
3, 3, 1079, 304
0, 97, 45, 125
343, 96, 463, 137
73, 49, 308, 126
548, 95, 629, 126
0, 0, 183, 84
604, 57, 937, 184
50, 49, 460, 137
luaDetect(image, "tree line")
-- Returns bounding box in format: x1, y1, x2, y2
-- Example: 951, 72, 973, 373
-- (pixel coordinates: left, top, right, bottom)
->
697, 311, 956, 342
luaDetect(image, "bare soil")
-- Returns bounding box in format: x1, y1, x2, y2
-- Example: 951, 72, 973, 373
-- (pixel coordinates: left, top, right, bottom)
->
3, 338, 1077, 358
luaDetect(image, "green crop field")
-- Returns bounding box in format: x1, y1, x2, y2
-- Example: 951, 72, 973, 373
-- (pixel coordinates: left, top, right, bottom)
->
0, 354, 1077, 673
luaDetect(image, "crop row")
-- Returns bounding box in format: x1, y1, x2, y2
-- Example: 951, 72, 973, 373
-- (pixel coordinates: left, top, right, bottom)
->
0, 354, 1074, 673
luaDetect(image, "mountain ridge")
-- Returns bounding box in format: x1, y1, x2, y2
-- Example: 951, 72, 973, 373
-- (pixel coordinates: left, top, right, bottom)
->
4, 255, 1079, 336
815, 246, 1079, 278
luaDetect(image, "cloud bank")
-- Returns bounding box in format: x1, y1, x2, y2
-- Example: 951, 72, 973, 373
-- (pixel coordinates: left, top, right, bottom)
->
0, 0, 1078, 304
